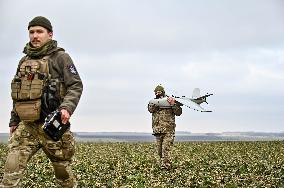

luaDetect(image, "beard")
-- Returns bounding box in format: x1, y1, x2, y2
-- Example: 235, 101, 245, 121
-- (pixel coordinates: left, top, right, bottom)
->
155, 94, 164, 99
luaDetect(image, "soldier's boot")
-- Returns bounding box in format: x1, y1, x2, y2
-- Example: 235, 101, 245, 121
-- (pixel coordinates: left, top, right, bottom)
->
53, 161, 76, 188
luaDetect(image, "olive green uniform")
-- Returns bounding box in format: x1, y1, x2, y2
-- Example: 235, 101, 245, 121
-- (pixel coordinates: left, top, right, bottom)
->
148, 103, 182, 169
1, 40, 83, 188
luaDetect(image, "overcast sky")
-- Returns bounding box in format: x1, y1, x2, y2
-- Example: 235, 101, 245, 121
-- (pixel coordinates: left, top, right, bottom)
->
1, 0, 284, 133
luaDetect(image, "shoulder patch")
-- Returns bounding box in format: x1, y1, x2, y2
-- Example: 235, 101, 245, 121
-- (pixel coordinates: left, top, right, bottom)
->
68, 64, 78, 75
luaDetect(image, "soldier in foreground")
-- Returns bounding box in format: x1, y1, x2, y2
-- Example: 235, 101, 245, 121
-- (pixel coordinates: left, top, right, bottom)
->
148, 85, 182, 169
1, 16, 83, 187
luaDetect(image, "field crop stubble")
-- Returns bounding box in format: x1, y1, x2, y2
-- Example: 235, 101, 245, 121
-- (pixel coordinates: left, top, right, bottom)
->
0, 141, 283, 187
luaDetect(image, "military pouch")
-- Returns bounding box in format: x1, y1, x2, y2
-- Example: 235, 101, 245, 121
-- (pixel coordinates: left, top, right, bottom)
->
30, 78, 44, 99
13, 57, 50, 101
15, 99, 41, 121
18, 78, 31, 100
11, 79, 21, 100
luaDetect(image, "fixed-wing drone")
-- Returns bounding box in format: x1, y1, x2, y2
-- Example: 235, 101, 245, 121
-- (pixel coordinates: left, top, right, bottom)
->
149, 88, 213, 112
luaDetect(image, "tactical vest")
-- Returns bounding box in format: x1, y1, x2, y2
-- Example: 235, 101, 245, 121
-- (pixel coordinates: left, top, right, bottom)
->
11, 56, 50, 121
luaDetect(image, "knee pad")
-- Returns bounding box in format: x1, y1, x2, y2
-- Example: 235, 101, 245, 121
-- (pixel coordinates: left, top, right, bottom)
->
53, 162, 71, 180
4, 151, 20, 173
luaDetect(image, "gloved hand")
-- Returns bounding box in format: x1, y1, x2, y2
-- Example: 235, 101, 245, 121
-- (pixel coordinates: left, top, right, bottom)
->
175, 101, 183, 107
9, 125, 18, 136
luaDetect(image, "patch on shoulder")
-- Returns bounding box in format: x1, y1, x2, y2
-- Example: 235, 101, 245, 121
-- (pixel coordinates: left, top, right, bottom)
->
68, 64, 78, 75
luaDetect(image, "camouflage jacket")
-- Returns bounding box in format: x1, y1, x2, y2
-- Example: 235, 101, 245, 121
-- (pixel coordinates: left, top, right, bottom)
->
9, 46, 83, 126
148, 102, 182, 135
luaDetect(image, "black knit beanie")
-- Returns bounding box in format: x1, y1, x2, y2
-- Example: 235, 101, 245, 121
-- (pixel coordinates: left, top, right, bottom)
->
28, 16, 53, 32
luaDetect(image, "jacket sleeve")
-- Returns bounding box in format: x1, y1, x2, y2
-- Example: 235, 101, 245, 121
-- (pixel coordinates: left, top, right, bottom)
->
172, 104, 182, 116
148, 103, 159, 113
57, 53, 83, 115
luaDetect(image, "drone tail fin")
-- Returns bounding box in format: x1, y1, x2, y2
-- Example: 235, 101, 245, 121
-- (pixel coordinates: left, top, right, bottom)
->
192, 88, 200, 99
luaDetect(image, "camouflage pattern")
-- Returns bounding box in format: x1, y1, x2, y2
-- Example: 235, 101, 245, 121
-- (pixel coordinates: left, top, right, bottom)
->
155, 133, 175, 169
0, 122, 76, 188
2, 41, 82, 187
10, 41, 83, 126
148, 103, 182, 169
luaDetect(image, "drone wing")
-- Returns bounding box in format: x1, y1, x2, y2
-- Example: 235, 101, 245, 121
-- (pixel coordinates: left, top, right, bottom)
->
175, 97, 212, 112
194, 93, 213, 101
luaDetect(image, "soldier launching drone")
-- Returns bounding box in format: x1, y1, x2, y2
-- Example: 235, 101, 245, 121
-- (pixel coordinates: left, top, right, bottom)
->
148, 85, 212, 169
